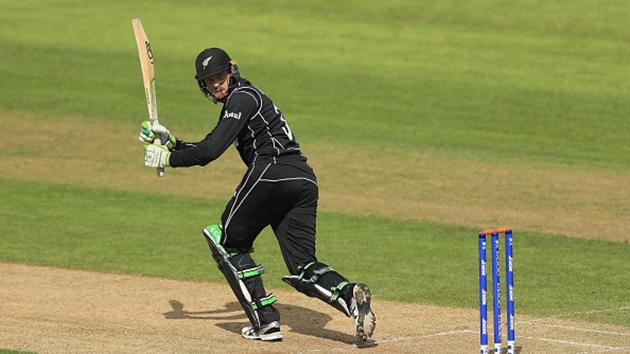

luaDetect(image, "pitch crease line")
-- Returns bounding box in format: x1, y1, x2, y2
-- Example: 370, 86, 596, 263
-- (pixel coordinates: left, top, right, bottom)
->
297, 329, 474, 353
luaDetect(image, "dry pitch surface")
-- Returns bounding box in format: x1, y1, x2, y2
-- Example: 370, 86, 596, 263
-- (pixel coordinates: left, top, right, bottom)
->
2, 263, 629, 353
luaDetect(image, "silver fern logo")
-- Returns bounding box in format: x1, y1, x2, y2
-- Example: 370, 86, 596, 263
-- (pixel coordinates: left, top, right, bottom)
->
202, 56, 213, 69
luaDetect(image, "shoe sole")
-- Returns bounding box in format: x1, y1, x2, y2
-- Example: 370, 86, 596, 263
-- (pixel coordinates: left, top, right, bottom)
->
241, 326, 283, 342
242, 332, 283, 341
354, 283, 376, 342
241, 332, 282, 342
262, 332, 283, 341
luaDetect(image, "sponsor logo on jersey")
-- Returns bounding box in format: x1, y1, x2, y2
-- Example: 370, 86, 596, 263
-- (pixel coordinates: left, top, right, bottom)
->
223, 111, 242, 120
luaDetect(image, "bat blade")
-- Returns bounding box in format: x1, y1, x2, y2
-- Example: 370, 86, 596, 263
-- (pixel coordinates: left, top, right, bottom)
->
132, 17, 165, 177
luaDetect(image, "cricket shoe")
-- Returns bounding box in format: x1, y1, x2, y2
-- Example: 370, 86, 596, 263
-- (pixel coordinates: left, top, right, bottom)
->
349, 283, 376, 342
241, 321, 283, 341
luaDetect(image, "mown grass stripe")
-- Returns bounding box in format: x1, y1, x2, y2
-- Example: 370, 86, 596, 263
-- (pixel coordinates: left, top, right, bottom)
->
1, 1, 629, 167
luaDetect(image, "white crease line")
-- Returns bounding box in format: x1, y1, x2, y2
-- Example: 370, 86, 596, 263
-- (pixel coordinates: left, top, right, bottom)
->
414, 328, 627, 351
465, 329, 625, 351
519, 335, 625, 351
300, 328, 628, 353
523, 323, 630, 337
299, 306, 630, 353
297, 329, 474, 353
377, 329, 474, 344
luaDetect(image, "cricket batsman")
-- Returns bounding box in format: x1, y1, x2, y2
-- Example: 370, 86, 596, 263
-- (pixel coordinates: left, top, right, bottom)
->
140, 47, 376, 342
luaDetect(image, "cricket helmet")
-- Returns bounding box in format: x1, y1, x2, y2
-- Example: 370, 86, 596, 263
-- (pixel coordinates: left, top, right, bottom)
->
195, 47, 240, 103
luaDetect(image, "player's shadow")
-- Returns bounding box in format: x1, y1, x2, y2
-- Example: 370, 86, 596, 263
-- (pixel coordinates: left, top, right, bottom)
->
163, 299, 376, 347
163, 299, 246, 320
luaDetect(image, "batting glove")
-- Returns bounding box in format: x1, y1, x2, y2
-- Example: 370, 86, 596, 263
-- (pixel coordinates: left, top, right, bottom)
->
139, 121, 176, 150
144, 143, 171, 168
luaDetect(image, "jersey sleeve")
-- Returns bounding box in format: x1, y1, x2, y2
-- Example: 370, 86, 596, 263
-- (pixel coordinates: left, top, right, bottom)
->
171, 137, 200, 151
169, 91, 259, 167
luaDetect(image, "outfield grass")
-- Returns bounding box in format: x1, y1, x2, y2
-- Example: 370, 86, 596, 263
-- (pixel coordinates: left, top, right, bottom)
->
2, 178, 628, 326
0, 0, 629, 167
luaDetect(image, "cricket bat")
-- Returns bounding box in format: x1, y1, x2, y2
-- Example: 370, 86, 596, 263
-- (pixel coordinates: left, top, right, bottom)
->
131, 17, 165, 177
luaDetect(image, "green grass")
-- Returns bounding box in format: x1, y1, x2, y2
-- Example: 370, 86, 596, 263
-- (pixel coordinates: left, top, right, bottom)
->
2, 178, 629, 327
0, 0, 629, 167
0, 350, 37, 354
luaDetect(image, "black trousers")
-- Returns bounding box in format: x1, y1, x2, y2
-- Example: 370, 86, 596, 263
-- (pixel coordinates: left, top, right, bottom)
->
220, 158, 318, 275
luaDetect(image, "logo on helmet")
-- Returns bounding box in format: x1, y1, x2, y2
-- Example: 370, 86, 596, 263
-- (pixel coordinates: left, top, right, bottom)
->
202, 56, 213, 69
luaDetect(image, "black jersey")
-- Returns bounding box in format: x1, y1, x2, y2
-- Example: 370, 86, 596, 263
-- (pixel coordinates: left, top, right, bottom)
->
169, 78, 302, 167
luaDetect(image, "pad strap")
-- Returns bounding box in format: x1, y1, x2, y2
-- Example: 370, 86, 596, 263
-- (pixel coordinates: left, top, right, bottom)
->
330, 281, 350, 302
238, 265, 265, 279
287, 262, 350, 302
300, 263, 349, 302
251, 294, 277, 310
